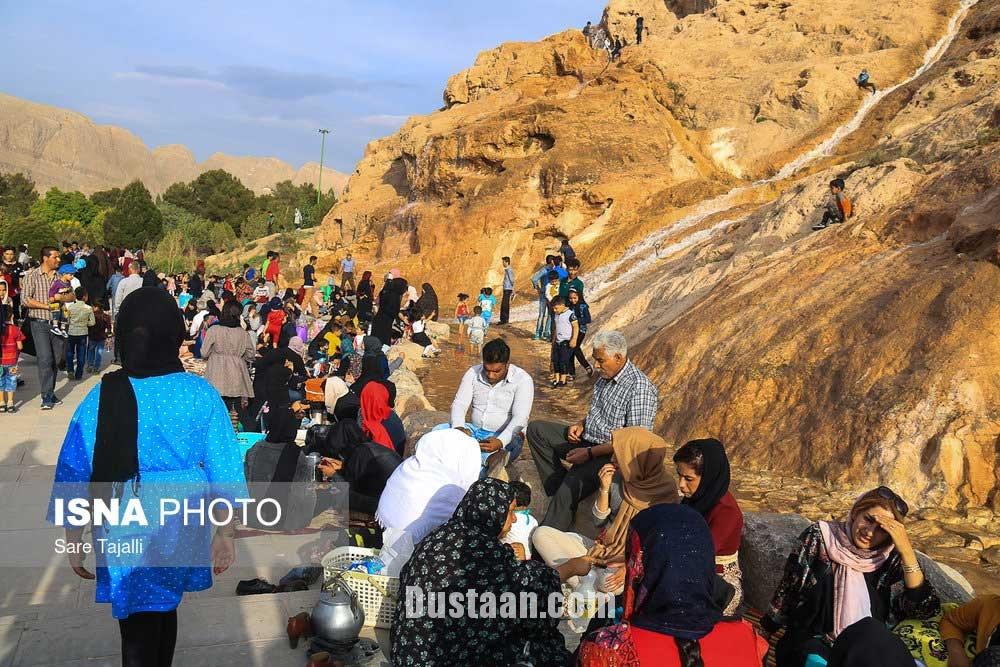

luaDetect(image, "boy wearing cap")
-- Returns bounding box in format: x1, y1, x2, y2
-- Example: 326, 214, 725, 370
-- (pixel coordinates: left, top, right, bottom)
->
48, 264, 77, 337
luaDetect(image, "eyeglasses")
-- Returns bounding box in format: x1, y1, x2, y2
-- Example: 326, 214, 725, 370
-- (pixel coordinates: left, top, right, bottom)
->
874, 486, 909, 517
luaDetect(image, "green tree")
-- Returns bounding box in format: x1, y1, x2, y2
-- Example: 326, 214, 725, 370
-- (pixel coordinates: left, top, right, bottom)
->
102, 180, 163, 248
304, 188, 337, 228
90, 187, 122, 209
53, 219, 102, 246
208, 221, 237, 253
30, 187, 99, 226
161, 181, 197, 212
241, 211, 270, 240
0, 213, 58, 256
0, 172, 39, 220
145, 229, 193, 275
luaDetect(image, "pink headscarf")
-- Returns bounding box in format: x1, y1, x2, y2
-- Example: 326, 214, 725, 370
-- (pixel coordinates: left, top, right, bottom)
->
818, 501, 895, 638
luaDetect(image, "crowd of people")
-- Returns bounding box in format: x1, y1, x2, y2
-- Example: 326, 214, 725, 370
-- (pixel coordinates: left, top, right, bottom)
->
0, 234, 987, 667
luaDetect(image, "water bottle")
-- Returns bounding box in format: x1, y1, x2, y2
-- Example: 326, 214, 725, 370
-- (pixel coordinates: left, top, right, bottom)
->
567, 569, 598, 633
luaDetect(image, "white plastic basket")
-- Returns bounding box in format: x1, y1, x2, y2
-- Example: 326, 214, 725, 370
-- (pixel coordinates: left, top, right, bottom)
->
321, 546, 399, 629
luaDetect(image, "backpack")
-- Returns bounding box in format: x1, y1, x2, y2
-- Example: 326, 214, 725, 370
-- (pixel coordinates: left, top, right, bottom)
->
304, 377, 327, 404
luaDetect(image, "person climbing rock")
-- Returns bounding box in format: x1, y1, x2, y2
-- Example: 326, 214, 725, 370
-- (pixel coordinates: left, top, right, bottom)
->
857, 69, 877, 95
583, 21, 592, 37
812, 178, 853, 231
636, 16, 645, 44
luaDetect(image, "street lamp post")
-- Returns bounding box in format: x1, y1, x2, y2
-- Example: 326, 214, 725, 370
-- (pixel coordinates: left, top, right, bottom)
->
317, 128, 330, 207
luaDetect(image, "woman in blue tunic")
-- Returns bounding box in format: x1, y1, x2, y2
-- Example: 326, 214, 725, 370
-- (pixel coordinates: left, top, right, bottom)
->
47, 286, 247, 666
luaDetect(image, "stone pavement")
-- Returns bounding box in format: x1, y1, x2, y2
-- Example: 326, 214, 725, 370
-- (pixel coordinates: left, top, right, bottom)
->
0, 354, 394, 667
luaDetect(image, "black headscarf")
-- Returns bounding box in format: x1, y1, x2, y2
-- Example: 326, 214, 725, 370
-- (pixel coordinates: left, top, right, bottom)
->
265, 407, 300, 444
392, 478, 569, 666
626, 504, 722, 640
414, 282, 439, 320
141, 270, 160, 288
679, 438, 731, 516
827, 617, 917, 667
218, 300, 242, 328
90, 287, 185, 501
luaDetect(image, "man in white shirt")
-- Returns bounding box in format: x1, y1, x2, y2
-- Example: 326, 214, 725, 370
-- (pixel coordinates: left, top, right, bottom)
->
449, 338, 534, 470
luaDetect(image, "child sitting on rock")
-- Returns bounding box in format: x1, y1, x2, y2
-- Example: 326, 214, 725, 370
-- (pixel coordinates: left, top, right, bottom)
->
812, 178, 853, 230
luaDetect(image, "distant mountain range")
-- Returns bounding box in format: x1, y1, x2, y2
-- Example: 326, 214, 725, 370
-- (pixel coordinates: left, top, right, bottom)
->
0, 93, 349, 196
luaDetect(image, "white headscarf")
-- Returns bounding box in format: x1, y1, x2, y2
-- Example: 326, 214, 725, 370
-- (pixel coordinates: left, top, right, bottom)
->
324, 376, 350, 414
376, 429, 482, 544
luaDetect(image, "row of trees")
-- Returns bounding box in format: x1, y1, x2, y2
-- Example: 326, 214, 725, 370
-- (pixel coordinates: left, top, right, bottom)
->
0, 170, 337, 270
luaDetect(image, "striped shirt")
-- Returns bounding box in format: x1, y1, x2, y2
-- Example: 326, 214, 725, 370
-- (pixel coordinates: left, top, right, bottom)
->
21, 266, 57, 320
583, 360, 659, 444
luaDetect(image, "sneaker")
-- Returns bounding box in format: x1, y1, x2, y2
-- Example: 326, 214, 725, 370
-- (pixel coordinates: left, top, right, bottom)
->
49, 325, 62, 336
40, 402, 53, 411
6, 405, 16, 414
50, 396, 63, 406
550, 380, 559, 388
0, 406, 6, 413
811, 222, 828, 231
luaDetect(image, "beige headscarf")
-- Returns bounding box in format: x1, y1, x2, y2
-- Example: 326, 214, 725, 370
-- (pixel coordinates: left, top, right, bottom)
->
588, 427, 678, 565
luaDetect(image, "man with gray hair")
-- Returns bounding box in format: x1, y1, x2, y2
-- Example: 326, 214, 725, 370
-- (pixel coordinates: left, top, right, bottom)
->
526, 329, 659, 530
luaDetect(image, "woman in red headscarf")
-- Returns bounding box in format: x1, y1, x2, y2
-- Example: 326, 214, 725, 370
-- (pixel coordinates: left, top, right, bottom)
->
360, 382, 406, 455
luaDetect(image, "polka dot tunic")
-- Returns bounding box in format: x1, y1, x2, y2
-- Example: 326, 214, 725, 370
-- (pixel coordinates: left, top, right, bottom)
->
47, 372, 248, 619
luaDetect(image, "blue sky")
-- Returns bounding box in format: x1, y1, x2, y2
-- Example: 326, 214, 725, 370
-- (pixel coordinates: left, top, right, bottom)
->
0, 1, 605, 173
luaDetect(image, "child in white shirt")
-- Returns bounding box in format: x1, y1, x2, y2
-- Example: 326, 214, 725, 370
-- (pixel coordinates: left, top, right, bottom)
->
467, 306, 487, 355
502, 481, 538, 560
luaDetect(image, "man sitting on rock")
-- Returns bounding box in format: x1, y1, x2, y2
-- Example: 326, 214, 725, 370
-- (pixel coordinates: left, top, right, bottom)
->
527, 330, 659, 530
446, 338, 534, 477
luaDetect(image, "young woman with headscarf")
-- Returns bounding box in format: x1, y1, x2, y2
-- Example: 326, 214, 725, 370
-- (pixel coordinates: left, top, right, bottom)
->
251, 330, 307, 433
376, 429, 482, 574
673, 438, 744, 615
577, 504, 769, 667
201, 300, 255, 429
413, 282, 439, 321
359, 381, 406, 455
371, 277, 406, 346
46, 287, 246, 666
532, 427, 677, 595
351, 336, 392, 397
356, 270, 374, 324
391, 479, 572, 667
762, 486, 940, 667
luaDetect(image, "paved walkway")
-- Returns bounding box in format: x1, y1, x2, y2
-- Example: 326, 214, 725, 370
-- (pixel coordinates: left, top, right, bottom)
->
0, 350, 582, 666
0, 355, 392, 666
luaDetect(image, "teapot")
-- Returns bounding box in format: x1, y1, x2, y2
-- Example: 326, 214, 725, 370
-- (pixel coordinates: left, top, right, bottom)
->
311, 576, 365, 643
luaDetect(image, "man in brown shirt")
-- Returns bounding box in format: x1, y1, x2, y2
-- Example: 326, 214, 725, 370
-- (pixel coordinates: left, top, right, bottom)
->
21, 246, 74, 409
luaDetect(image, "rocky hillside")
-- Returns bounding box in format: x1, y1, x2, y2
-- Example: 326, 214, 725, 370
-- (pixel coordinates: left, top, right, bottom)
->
314, 0, 999, 514
0, 94, 348, 195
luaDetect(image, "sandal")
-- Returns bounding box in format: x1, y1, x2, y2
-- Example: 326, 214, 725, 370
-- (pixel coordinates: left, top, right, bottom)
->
0, 406, 6, 413
6, 405, 15, 413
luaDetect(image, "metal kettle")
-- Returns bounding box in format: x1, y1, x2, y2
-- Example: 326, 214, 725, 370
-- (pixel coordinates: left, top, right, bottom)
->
311, 575, 365, 643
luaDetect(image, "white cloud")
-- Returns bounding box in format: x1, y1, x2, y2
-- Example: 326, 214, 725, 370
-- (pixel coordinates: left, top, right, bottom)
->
113, 71, 229, 92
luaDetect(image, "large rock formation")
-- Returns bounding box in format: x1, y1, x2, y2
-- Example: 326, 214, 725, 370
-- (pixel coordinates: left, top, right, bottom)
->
315, 0, 1000, 515
0, 94, 348, 195
318, 0, 957, 294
